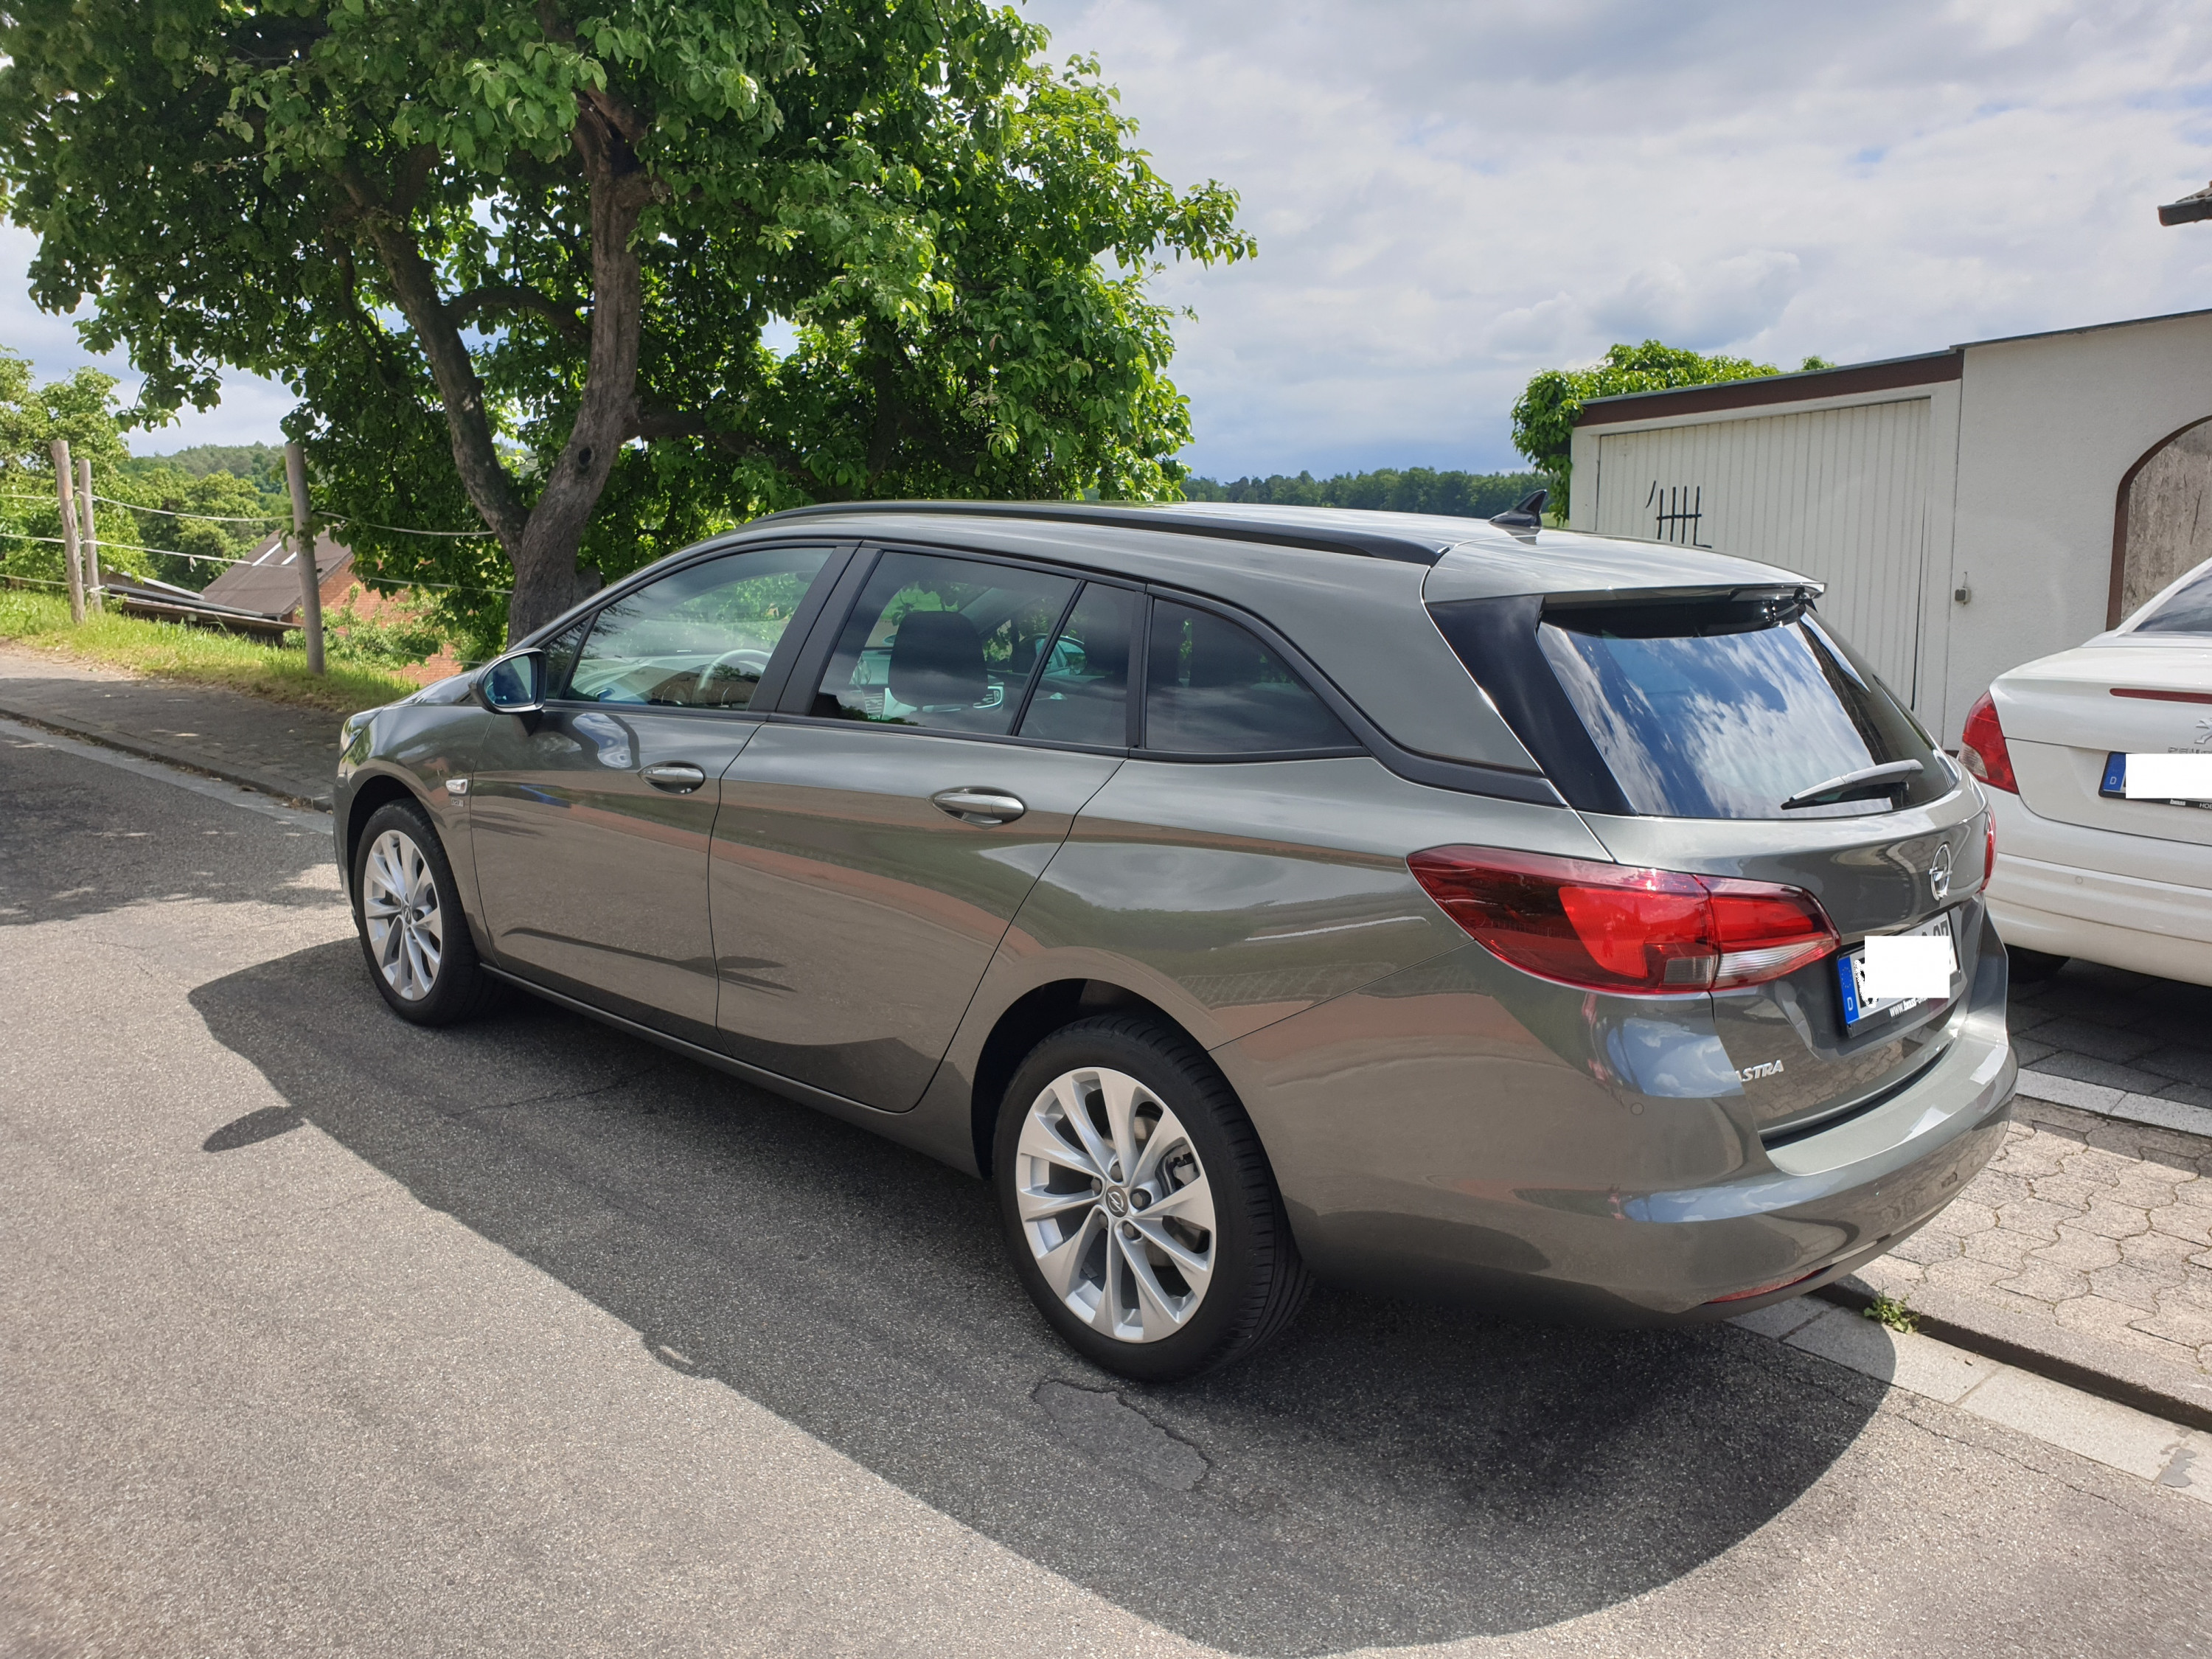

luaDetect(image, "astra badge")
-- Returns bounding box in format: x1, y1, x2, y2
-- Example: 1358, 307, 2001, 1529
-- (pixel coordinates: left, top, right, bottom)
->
1928, 843, 1953, 902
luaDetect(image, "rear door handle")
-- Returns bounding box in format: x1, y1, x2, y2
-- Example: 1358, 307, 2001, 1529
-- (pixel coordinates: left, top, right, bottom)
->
931, 787, 1026, 826
642, 762, 708, 793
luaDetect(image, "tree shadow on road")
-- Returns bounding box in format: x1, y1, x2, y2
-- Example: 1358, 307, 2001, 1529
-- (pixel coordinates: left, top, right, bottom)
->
192, 940, 1881, 1657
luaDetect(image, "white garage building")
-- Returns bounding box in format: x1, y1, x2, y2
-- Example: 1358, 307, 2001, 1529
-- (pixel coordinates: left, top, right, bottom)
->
1566, 306, 2212, 743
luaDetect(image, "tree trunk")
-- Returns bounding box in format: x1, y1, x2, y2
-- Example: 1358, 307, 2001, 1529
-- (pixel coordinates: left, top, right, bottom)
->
346, 102, 654, 644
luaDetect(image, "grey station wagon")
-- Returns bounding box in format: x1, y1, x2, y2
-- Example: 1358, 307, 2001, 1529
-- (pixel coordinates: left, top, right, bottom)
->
335, 501, 2016, 1380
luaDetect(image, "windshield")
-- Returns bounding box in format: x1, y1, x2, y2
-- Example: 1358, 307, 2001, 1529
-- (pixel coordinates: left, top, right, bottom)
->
1537, 608, 1946, 819
2135, 562, 2212, 635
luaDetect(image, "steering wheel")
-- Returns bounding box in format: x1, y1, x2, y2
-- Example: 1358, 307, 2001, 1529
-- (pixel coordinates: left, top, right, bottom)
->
695, 647, 770, 701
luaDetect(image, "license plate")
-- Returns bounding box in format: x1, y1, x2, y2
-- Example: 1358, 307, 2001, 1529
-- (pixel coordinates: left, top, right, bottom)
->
1837, 911, 1955, 1030
2101, 751, 2212, 808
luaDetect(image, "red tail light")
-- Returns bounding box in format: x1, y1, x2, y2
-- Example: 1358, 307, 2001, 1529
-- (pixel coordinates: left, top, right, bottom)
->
1408, 846, 1839, 995
1958, 692, 2017, 794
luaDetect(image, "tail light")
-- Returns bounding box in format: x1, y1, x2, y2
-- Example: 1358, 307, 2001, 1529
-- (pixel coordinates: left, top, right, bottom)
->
1958, 692, 2017, 794
1408, 846, 1839, 995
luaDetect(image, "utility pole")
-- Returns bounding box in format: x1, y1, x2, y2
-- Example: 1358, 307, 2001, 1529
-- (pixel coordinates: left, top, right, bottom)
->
2158, 181, 2212, 226
50, 438, 83, 624
284, 440, 324, 675
76, 455, 102, 613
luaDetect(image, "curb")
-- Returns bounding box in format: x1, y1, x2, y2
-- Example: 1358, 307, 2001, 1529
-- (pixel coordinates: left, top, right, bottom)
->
0, 700, 333, 813
1815, 1276, 2212, 1433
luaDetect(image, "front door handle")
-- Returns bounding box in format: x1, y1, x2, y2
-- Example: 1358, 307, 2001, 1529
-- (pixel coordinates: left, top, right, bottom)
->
931, 787, 1026, 826
642, 762, 708, 794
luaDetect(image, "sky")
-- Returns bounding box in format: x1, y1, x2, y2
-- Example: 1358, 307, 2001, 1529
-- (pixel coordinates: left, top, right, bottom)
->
6, 0, 2212, 476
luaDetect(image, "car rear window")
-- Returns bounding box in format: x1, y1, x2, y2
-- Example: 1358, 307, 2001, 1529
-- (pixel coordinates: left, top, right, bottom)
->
1534, 601, 1946, 819
2135, 563, 2212, 634
1143, 600, 1354, 755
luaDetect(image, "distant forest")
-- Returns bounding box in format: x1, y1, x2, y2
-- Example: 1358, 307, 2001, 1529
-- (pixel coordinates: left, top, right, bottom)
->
1180, 467, 1548, 518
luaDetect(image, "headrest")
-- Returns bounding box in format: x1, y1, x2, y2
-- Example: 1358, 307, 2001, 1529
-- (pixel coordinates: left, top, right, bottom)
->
888, 611, 986, 709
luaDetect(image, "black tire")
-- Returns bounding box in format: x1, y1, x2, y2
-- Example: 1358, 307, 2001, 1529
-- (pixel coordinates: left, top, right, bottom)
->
351, 799, 500, 1026
2006, 946, 2069, 986
994, 1014, 1312, 1382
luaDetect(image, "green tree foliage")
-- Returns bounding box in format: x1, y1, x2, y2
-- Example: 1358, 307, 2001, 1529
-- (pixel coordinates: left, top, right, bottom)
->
1181, 467, 1548, 518
0, 3, 1252, 642
122, 443, 289, 493
0, 352, 289, 593
0, 352, 133, 591
1511, 342, 1834, 504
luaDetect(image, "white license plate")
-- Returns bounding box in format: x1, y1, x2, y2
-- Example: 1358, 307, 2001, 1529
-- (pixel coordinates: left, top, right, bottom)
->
1837, 911, 1955, 1029
2101, 752, 2212, 808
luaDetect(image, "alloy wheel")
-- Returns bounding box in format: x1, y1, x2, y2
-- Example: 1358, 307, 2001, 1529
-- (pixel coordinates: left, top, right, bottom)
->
361, 828, 444, 1003
1013, 1065, 1217, 1343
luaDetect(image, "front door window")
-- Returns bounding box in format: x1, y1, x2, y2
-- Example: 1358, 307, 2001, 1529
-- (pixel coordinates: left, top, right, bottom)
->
564, 546, 830, 709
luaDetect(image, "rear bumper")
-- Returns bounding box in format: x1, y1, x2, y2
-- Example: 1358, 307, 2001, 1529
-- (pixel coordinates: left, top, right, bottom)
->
1986, 793, 2212, 985
1220, 938, 2017, 1324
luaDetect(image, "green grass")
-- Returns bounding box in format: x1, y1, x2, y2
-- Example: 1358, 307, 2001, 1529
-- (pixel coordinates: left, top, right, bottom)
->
0, 588, 423, 716
1862, 1290, 1919, 1335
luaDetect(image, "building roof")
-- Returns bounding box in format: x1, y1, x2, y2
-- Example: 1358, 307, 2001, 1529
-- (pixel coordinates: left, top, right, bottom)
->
1574, 304, 2212, 428
201, 530, 352, 619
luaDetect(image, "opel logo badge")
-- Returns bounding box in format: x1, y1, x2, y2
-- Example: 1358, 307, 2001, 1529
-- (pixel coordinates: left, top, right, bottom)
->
1104, 1188, 1130, 1217
1928, 843, 1953, 902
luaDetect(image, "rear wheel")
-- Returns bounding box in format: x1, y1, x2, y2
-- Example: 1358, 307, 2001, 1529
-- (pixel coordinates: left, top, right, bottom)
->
352, 799, 498, 1026
995, 1015, 1311, 1382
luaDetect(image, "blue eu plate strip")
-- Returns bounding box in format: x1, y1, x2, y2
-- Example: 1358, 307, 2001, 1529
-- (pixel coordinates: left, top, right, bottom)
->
1837, 953, 1863, 1026
2101, 752, 2126, 797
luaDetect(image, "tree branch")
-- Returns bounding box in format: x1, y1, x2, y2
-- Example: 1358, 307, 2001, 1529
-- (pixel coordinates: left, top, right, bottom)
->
447, 284, 591, 346
336, 163, 529, 556
631, 404, 813, 479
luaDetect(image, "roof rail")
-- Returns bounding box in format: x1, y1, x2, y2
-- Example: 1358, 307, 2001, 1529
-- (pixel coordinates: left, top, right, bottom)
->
758, 499, 1451, 566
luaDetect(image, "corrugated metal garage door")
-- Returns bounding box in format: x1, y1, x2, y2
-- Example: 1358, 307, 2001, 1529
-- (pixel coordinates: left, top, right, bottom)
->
1591, 398, 1931, 700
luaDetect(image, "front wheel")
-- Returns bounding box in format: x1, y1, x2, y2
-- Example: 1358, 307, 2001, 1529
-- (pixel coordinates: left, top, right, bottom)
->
995, 1015, 1311, 1382
352, 799, 498, 1026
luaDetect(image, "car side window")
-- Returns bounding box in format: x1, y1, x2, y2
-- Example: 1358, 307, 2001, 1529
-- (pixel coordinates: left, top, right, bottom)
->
1016, 583, 1135, 747
1143, 599, 1355, 754
810, 552, 1078, 735
564, 546, 832, 709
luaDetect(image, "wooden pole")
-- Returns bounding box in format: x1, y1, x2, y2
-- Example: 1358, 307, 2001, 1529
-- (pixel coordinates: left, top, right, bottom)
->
76, 456, 102, 613
50, 438, 83, 624
284, 440, 324, 675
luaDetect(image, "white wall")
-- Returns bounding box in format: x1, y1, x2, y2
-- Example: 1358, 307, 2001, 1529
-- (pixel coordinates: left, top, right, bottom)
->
1946, 313, 2212, 731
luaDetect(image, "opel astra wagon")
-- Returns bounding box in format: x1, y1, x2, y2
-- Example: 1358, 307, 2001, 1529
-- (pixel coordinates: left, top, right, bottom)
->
333, 501, 2015, 1380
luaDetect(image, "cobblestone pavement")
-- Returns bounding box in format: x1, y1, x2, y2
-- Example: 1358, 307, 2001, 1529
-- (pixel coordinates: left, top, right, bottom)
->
1859, 960, 2212, 1385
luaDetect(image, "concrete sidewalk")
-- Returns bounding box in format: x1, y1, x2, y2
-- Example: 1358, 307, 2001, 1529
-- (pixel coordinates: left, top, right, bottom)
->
4, 638, 2209, 1429
0, 643, 344, 809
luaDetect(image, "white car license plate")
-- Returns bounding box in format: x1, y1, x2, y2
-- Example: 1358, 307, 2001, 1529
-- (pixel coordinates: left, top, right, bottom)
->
1837, 911, 1955, 1029
2100, 752, 2212, 809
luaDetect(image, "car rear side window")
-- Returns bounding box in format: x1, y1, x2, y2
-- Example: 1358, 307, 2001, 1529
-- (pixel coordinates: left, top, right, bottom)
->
1143, 599, 1354, 755
1534, 604, 1944, 818
565, 546, 831, 708
810, 552, 1078, 734
1017, 584, 1135, 747
2136, 563, 2212, 634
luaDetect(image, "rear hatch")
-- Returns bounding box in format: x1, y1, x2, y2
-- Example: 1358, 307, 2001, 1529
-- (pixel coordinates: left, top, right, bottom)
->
1427, 582, 1989, 1141
1995, 641, 2212, 849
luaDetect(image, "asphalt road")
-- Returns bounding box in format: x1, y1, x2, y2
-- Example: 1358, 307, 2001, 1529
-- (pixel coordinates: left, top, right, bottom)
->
4, 726, 2209, 1659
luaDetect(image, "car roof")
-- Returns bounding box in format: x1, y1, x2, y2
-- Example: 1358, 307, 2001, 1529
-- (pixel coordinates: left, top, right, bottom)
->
720, 501, 1818, 774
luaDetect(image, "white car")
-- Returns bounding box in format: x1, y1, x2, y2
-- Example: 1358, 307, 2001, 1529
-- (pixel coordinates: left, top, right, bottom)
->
1961, 557, 2212, 986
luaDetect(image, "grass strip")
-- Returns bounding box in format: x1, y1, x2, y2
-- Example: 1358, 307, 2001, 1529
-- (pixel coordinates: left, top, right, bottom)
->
0, 588, 422, 715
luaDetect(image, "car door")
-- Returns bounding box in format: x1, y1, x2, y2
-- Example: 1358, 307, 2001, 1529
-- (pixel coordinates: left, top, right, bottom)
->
709, 549, 1133, 1108
470, 543, 844, 1042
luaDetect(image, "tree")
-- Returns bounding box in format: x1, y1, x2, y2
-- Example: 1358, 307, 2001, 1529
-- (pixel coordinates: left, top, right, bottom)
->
1511, 342, 1834, 505
1182, 467, 1548, 518
0, 352, 133, 591
0, 4, 1252, 642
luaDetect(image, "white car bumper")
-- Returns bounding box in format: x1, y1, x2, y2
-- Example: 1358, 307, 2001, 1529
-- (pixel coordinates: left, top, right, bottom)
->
1986, 792, 2212, 985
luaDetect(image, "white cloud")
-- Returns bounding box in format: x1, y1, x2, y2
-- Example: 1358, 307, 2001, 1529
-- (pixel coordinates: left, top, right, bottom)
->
1024, 0, 2212, 476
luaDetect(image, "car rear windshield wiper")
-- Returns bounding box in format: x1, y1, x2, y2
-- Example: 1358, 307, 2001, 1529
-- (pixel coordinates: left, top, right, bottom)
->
1779, 758, 1924, 812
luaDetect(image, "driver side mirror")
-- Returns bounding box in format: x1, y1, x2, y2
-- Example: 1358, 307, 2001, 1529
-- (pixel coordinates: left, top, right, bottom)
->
476, 647, 546, 714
